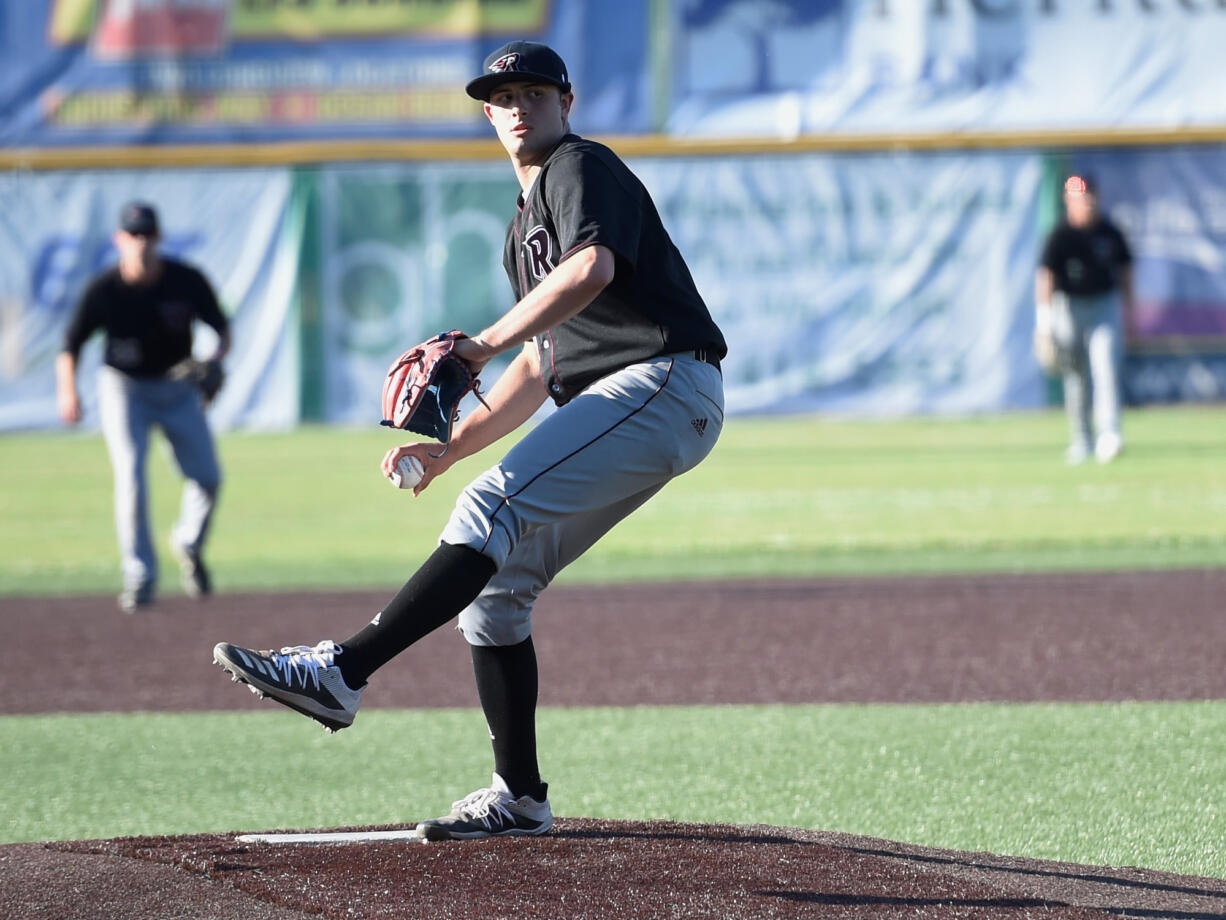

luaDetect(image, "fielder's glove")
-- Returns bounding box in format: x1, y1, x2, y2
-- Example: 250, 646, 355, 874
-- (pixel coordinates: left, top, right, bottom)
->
168, 357, 225, 405
1033, 301, 1070, 376
1033, 327, 1061, 376
380, 330, 488, 450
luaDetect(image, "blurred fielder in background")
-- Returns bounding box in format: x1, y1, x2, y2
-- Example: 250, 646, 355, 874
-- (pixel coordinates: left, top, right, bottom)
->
56, 202, 230, 612
1035, 175, 1135, 465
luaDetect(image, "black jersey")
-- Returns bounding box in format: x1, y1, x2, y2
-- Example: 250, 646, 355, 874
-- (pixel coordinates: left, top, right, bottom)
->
1041, 218, 1132, 298
502, 133, 726, 405
63, 258, 228, 378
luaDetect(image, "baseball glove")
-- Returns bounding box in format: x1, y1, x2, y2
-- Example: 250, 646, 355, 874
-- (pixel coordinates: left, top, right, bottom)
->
1033, 327, 1061, 376
168, 357, 225, 404
380, 330, 487, 448
1033, 298, 1071, 376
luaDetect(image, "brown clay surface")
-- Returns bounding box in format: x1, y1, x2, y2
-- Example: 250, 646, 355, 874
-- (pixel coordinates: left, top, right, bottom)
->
3, 569, 1225, 919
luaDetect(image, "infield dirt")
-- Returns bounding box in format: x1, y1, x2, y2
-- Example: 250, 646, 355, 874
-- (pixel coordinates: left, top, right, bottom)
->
3, 569, 1225, 919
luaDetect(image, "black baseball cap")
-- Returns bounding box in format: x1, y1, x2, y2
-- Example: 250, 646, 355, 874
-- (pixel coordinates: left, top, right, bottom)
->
465, 40, 570, 101
118, 201, 159, 236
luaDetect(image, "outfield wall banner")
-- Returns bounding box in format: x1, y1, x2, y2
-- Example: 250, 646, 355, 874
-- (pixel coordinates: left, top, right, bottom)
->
0, 1, 651, 148
7, 2, 1226, 152
1, 153, 1046, 432
0, 168, 299, 431
635, 150, 1045, 415
669, 0, 1226, 137
1069, 146, 1226, 403
304, 151, 1044, 424
309, 161, 521, 425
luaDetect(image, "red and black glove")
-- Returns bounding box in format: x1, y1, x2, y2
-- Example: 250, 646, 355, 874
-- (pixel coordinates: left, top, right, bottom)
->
380, 330, 487, 446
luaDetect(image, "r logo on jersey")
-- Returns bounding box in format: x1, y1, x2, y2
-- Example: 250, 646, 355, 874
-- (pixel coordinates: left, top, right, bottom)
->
522, 226, 555, 281
489, 53, 521, 74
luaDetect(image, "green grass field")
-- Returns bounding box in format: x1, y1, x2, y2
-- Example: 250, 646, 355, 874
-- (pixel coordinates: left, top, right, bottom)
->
6, 703, 1226, 876
3, 406, 1224, 595
3, 407, 1225, 877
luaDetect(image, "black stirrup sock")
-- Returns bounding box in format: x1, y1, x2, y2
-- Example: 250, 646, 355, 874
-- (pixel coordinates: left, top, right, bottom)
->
339, 543, 496, 687
472, 636, 546, 802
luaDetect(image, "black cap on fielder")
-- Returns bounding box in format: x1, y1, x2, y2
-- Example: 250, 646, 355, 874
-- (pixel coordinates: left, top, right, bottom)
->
466, 41, 570, 101
118, 201, 159, 236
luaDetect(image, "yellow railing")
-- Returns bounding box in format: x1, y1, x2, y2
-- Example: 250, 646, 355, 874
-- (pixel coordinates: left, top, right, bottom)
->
5, 125, 1226, 171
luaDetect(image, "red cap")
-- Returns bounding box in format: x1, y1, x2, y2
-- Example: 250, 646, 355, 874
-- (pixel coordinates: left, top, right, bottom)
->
1064, 175, 1095, 197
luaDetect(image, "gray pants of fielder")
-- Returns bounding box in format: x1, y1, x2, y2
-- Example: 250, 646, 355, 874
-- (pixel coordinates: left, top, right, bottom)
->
98, 366, 221, 593
1051, 291, 1124, 453
441, 352, 725, 647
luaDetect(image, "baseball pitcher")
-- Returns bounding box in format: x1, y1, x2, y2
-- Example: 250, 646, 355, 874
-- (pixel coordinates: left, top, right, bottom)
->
213, 41, 727, 840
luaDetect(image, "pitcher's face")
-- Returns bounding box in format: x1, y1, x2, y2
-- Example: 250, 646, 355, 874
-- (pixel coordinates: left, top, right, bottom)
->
484, 81, 572, 167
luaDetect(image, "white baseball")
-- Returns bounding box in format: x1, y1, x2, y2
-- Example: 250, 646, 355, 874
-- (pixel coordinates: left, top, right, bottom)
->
388, 454, 424, 490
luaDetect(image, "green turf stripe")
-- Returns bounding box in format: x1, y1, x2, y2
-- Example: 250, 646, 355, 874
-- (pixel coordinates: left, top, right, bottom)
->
4, 407, 1225, 596
5, 701, 1225, 879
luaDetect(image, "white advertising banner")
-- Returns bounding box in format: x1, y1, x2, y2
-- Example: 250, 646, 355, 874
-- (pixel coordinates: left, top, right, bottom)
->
671, 0, 1226, 137
634, 150, 1045, 415
0, 168, 299, 431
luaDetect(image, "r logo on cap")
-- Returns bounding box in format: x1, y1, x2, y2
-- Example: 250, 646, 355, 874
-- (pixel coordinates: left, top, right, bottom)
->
465, 40, 570, 101
489, 53, 521, 74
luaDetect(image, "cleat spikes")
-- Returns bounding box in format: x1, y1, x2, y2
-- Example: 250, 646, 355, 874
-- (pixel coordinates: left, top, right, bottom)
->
212, 639, 362, 732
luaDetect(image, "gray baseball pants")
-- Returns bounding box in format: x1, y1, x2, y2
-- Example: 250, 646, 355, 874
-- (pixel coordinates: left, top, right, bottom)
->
1051, 291, 1124, 452
98, 365, 221, 592
441, 352, 725, 647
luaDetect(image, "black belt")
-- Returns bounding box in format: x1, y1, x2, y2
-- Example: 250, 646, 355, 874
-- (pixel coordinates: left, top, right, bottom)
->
693, 348, 721, 371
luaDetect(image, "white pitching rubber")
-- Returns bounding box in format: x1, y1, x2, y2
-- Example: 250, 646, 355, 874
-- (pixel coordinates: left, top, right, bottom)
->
237, 829, 427, 845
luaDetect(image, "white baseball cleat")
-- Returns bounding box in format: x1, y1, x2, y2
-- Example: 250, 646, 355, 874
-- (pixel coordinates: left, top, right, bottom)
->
171, 538, 211, 598
1095, 432, 1123, 464
416, 773, 553, 841
212, 639, 363, 732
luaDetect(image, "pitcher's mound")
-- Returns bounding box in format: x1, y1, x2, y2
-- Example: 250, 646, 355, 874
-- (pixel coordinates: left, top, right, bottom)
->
5, 819, 1224, 919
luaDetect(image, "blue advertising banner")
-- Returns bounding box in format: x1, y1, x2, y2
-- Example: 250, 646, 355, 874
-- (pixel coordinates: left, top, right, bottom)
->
1073, 147, 1226, 347
1069, 146, 1226, 403
635, 150, 1046, 415
0, 150, 1046, 432
0, 0, 650, 148
8, 1, 1226, 152
303, 150, 1046, 424
0, 167, 300, 430
7, 145, 1222, 432
669, 0, 1226, 138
